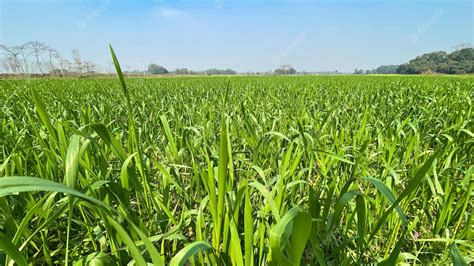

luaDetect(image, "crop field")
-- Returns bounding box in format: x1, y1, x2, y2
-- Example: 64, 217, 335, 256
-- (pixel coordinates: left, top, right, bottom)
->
1, 65, 473, 264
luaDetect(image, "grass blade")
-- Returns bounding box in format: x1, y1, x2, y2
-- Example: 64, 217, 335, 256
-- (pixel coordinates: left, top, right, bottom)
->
1, 232, 28, 266
170, 241, 213, 266
450, 243, 468, 266
269, 207, 312, 265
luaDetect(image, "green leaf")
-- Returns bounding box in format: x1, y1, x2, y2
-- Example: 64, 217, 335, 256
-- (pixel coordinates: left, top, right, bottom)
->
109, 44, 129, 100
89, 123, 127, 161
0, 232, 28, 266
169, 241, 213, 266
327, 190, 360, 232
65, 134, 81, 189
249, 181, 281, 221
0, 176, 114, 213
229, 218, 244, 266
450, 243, 467, 266
216, 115, 229, 250
31, 89, 58, 144
244, 188, 254, 266
160, 115, 179, 159
107, 217, 147, 265
364, 177, 407, 225
65, 135, 81, 266
355, 194, 366, 257
73, 252, 115, 266
379, 230, 406, 266
269, 207, 312, 266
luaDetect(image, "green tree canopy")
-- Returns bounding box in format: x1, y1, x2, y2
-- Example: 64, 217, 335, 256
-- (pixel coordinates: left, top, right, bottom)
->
397, 48, 473, 74
147, 63, 168, 75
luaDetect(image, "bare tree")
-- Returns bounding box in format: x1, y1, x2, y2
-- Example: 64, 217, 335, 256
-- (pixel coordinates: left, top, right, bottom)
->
26, 42, 48, 73
1, 57, 14, 74
72, 49, 83, 74
0, 45, 25, 74
5, 56, 22, 73
83, 61, 97, 73
25, 41, 49, 73
47, 48, 59, 73
0, 58, 9, 74
17, 44, 32, 74
59, 58, 71, 76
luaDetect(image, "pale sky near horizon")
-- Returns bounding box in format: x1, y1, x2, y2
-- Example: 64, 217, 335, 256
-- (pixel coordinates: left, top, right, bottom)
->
0, 0, 472, 73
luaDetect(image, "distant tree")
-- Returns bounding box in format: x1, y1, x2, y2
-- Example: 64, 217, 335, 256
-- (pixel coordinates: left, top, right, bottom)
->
274, 65, 296, 75
371, 65, 399, 74
46, 48, 59, 73
1, 58, 9, 74
2, 56, 21, 73
206, 68, 237, 75
59, 58, 72, 75
49, 68, 64, 76
0, 45, 25, 74
175, 68, 189, 75
224, 68, 237, 75
25, 41, 49, 73
397, 64, 421, 74
148, 63, 168, 74
18, 44, 31, 73
353, 69, 364, 74
83, 61, 97, 73
448, 48, 474, 61
397, 48, 474, 74
72, 49, 83, 74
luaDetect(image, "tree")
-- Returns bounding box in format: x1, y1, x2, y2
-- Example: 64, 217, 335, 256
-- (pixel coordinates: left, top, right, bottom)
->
58, 58, 71, 76
0, 45, 25, 74
148, 63, 168, 75
175, 68, 189, 75
371, 65, 399, 74
448, 48, 474, 61
25, 41, 49, 73
2, 56, 21, 73
353, 69, 364, 75
46, 48, 59, 73
83, 61, 97, 73
397, 64, 421, 74
18, 44, 31, 73
274, 65, 296, 75
72, 49, 83, 74
206, 68, 237, 75
397, 48, 474, 74
1, 58, 9, 74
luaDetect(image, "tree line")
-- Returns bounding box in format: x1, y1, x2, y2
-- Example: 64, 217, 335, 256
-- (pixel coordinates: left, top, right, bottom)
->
356, 47, 474, 75
143, 64, 238, 76
3, 42, 471, 77
397, 48, 473, 74
0, 42, 98, 76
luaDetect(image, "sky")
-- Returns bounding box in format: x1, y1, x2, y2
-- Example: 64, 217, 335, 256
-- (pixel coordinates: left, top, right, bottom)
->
0, 0, 473, 73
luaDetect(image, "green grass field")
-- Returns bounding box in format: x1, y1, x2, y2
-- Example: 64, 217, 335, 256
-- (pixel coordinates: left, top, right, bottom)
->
1, 68, 473, 264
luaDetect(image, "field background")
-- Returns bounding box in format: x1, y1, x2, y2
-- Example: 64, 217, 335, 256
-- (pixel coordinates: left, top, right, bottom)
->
1, 75, 473, 265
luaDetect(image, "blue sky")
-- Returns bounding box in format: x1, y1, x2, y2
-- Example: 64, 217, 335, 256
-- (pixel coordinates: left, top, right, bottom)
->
1, 0, 472, 72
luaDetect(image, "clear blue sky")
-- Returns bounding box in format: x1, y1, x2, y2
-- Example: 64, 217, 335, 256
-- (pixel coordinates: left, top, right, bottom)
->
1, 0, 472, 72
